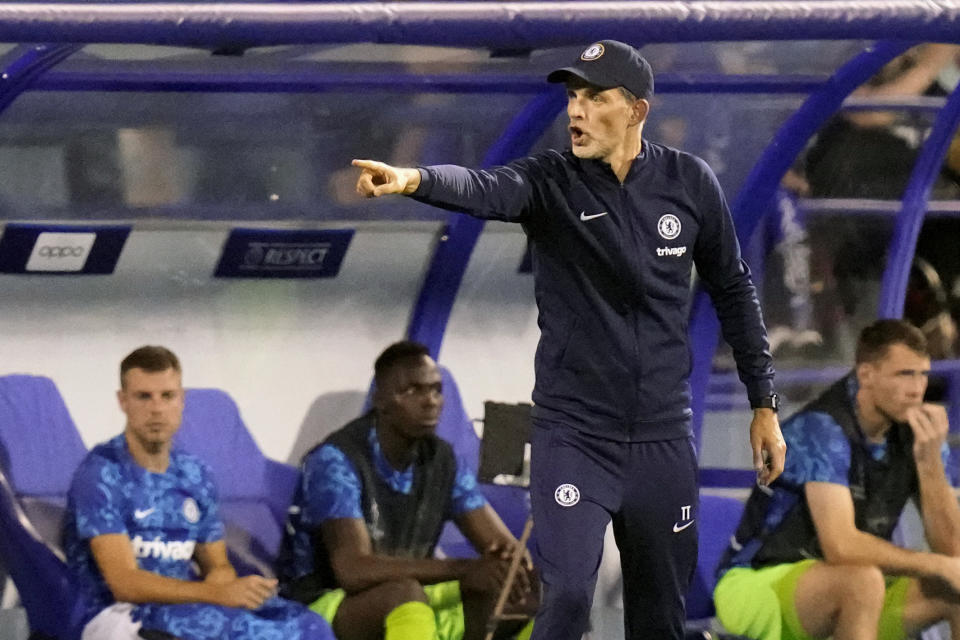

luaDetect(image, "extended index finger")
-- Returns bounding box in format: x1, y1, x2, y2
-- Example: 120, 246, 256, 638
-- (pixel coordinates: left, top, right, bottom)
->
351, 159, 382, 171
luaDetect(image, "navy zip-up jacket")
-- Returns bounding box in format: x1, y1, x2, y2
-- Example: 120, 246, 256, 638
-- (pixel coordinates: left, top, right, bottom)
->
414, 140, 774, 442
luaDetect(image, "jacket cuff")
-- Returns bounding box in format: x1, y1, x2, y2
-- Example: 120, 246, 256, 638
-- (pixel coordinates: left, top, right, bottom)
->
412, 167, 432, 197
747, 378, 776, 408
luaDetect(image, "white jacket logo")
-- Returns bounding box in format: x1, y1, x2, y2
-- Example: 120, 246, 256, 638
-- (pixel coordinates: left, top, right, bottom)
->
132, 536, 196, 561
657, 214, 681, 240
657, 246, 687, 257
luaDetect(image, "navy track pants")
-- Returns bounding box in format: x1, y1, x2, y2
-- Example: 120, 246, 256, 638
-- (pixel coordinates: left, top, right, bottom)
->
527, 421, 699, 640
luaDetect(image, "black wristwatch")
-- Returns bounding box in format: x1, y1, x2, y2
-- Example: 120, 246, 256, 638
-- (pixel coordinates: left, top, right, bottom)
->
751, 393, 779, 413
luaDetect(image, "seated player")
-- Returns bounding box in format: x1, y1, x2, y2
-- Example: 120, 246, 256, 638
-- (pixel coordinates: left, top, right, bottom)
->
714, 319, 960, 640
279, 340, 537, 640
63, 345, 333, 640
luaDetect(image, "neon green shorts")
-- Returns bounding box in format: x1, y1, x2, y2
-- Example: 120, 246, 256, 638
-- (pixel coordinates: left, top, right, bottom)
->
714, 560, 911, 640
309, 580, 465, 640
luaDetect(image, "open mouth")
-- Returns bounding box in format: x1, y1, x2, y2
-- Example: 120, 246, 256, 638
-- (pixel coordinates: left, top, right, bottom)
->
570, 125, 585, 144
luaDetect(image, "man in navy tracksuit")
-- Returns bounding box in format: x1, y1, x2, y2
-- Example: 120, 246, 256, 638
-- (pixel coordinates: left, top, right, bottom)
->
353, 40, 785, 640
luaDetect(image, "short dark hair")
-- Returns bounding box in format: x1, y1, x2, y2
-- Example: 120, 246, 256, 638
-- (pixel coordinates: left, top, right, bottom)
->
855, 319, 928, 365
374, 341, 430, 386
120, 345, 181, 388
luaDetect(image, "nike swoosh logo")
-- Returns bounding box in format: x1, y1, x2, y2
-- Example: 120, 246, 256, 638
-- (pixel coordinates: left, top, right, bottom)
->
672, 520, 695, 533
579, 211, 609, 221
134, 507, 156, 520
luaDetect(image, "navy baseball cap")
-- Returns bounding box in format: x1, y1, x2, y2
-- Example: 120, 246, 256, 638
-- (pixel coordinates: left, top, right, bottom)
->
547, 40, 654, 100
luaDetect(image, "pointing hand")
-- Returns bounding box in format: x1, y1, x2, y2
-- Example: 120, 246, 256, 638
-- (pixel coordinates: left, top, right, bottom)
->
352, 159, 421, 197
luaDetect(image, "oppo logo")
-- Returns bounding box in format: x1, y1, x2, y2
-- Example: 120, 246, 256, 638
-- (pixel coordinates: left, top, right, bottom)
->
26, 232, 96, 272
38, 246, 87, 258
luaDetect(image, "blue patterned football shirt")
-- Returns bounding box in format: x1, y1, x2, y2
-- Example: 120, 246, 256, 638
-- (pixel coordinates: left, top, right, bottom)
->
726, 376, 951, 568
282, 424, 487, 582
64, 434, 224, 623
64, 433, 334, 640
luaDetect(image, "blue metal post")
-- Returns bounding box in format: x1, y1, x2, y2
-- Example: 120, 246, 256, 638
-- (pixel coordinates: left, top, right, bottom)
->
0, 44, 81, 115
406, 90, 565, 357
877, 80, 960, 318
0, 3, 957, 48
687, 41, 912, 446
29, 70, 827, 95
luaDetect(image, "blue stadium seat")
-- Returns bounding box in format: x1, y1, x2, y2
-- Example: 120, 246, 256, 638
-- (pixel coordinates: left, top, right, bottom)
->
435, 366, 480, 473
0, 374, 90, 639
432, 367, 530, 558
0, 471, 88, 640
0, 378, 313, 637
177, 388, 300, 574
0, 374, 87, 506
687, 493, 746, 621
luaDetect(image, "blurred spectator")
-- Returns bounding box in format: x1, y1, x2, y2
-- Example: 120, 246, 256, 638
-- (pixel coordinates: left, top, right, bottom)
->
806, 44, 960, 200
906, 257, 958, 360
791, 44, 960, 362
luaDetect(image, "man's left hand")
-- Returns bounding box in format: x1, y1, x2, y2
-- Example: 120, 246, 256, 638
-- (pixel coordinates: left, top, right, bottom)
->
750, 409, 786, 486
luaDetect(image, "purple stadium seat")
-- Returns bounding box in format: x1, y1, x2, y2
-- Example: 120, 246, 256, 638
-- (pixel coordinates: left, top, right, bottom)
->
176, 388, 299, 574
0, 374, 90, 639
435, 367, 480, 474
0, 374, 87, 501
688, 493, 746, 621
432, 367, 530, 558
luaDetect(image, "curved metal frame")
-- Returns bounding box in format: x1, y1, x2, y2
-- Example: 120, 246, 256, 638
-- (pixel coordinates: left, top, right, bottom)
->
0, 2, 957, 47
687, 40, 913, 441
29, 71, 827, 95
406, 90, 564, 356
0, 43, 81, 115
878, 80, 960, 317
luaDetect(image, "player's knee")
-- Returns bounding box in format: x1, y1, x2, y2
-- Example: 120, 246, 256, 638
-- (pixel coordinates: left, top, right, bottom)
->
378, 578, 429, 609
837, 565, 885, 610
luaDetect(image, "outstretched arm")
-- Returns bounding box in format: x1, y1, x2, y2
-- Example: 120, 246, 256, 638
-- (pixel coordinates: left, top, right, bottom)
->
352, 154, 545, 223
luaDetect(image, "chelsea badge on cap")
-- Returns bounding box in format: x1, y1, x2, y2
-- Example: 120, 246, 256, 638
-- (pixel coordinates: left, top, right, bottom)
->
581, 43, 605, 61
